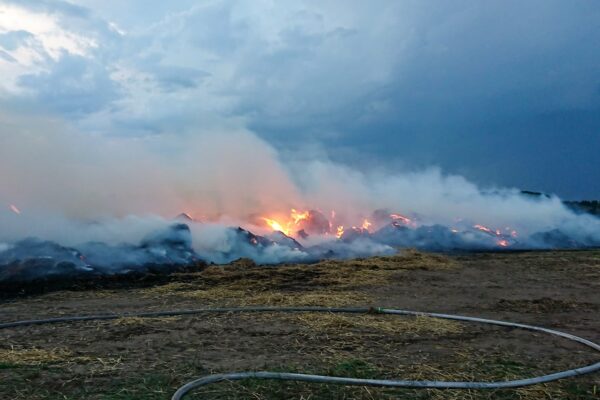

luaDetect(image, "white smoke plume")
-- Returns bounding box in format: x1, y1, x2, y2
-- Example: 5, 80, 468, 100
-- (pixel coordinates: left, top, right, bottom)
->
1, 112, 599, 281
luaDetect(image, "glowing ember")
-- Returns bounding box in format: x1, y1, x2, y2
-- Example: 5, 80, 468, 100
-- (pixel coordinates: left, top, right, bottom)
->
472, 224, 516, 247
473, 224, 494, 234
9, 204, 21, 215
390, 213, 413, 225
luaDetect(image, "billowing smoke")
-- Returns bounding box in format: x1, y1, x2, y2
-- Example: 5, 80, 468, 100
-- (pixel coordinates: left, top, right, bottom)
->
1, 113, 599, 282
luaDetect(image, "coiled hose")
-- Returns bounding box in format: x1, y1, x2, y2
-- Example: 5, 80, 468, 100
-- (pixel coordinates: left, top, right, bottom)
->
1, 306, 599, 399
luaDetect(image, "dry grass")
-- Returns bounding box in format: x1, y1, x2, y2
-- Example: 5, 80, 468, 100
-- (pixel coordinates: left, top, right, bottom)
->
0, 346, 83, 366
190, 352, 573, 400
111, 316, 181, 326
2, 250, 598, 399
313, 249, 458, 271
311, 267, 396, 288
141, 250, 456, 302
0, 345, 125, 375
141, 282, 198, 297
397, 352, 572, 400
288, 313, 463, 336
496, 297, 598, 313
180, 288, 373, 307
310, 250, 457, 288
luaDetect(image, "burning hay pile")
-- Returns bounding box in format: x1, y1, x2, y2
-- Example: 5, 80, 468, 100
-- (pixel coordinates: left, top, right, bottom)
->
1, 204, 600, 286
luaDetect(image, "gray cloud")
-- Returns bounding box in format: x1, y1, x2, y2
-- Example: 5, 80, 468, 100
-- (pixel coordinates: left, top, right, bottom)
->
0, 50, 16, 63
18, 53, 120, 116
0, 30, 34, 51
1, 0, 599, 197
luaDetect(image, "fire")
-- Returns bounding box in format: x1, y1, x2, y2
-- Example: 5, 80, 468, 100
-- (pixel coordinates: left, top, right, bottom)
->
473, 224, 494, 234
474, 224, 518, 237
361, 218, 372, 231
262, 217, 289, 235
473, 223, 517, 248
262, 208, 312, 236
291, 209, 310, 224
390, 213, 414, 226
9, 204, 21, 215
260, 208, 516, 250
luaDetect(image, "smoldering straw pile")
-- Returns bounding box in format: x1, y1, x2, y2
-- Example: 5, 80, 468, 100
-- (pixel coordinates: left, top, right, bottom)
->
1, 117, 599, 283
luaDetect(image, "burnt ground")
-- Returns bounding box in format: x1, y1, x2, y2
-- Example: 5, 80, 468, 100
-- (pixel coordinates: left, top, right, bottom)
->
0, 250, 599, 399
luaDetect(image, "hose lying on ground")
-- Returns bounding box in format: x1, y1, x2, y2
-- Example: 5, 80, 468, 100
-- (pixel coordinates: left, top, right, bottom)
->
1, 306, 599, 399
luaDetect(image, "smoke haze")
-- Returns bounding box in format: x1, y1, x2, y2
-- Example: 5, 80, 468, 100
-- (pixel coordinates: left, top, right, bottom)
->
1, 113, 599, 281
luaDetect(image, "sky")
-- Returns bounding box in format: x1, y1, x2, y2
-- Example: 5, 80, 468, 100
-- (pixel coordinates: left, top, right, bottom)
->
0, 0, 599, 199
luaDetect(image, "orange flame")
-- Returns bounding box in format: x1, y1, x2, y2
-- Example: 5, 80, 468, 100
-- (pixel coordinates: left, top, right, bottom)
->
291, 209, 310, 224
361, 218, 372, 231
336, 225, 345, 238
497, 239, 509, 247
9, 204, 21, 215
262, 208, 312, 236
262, 217, 289, 235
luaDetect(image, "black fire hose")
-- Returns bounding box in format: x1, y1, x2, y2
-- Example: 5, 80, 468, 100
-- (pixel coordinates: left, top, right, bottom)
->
1, 307, 599, 399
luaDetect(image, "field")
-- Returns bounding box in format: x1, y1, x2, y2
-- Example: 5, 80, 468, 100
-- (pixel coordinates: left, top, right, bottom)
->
1, 250, 599, 399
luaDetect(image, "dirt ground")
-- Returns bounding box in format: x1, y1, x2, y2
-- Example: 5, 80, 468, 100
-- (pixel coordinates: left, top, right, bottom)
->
0, 249, 599, 399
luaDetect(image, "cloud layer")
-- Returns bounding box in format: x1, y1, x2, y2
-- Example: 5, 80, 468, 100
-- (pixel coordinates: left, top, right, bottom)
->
0, 0, 599, 197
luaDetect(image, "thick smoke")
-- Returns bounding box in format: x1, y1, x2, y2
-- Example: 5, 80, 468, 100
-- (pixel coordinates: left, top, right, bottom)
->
1, 113, 599, 282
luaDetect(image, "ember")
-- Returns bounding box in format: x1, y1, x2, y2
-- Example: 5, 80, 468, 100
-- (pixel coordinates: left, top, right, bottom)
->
390, 213, 414, 226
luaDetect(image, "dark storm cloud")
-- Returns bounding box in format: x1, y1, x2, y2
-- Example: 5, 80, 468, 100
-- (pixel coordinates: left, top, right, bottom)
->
248, 1, 600, 198
1, 0, 599, 198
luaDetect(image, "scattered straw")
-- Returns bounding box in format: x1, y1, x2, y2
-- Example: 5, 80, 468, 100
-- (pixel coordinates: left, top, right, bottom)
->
181, 288, 373, 307
312, 268, 397, 288
288, 313, 463, 336
141, 282, 198, 297
111, 316, 181, 327
0, 346, 87, 366
141, 251, 458, 300
397, 353, 570, 400
314, 250, 458, 272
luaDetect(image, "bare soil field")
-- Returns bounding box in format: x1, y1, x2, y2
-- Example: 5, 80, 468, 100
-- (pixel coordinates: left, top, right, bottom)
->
1, 250, 599, 399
